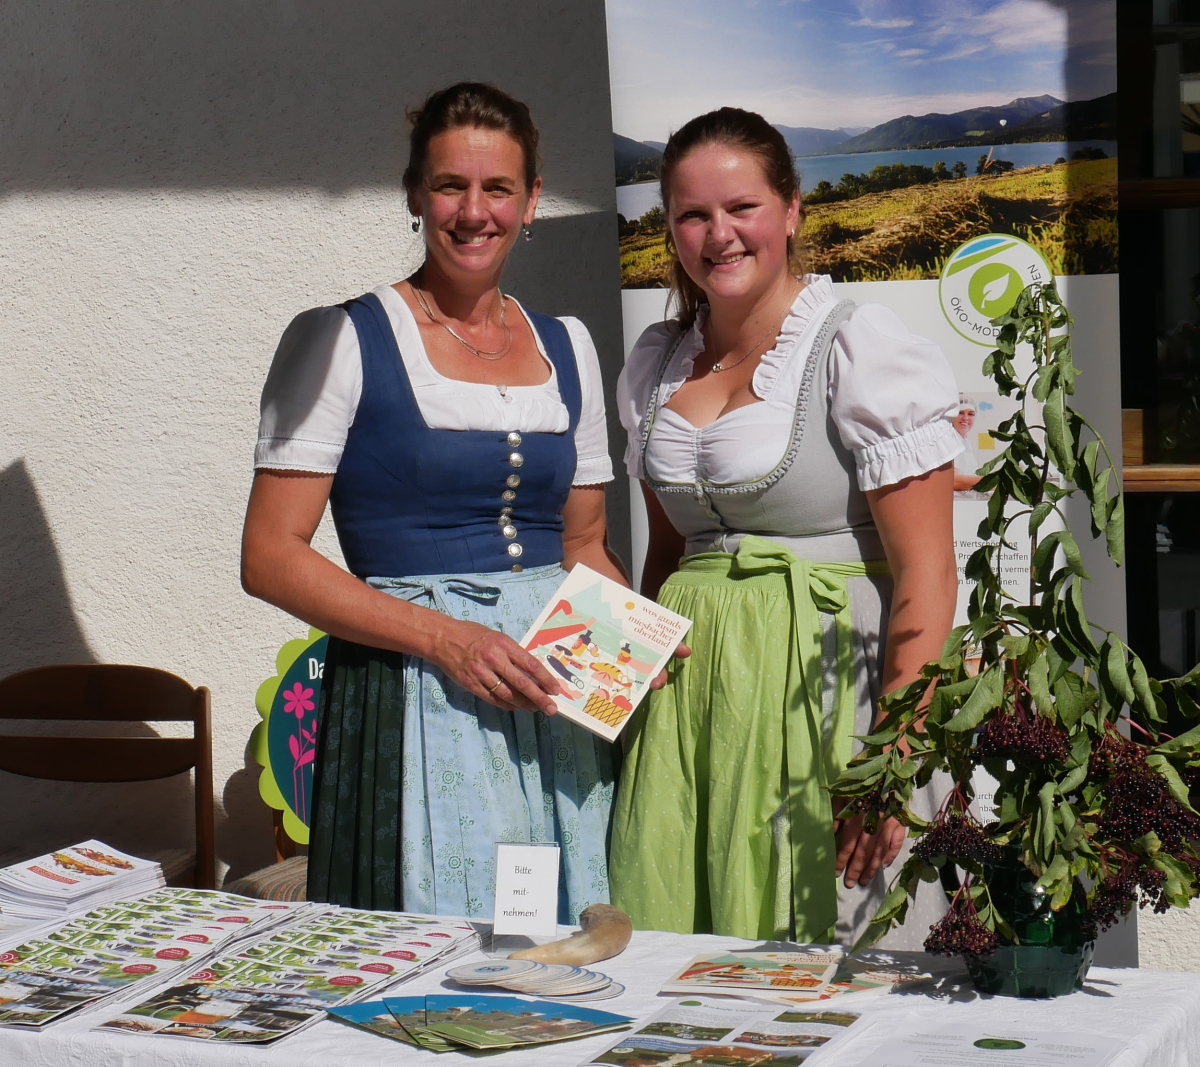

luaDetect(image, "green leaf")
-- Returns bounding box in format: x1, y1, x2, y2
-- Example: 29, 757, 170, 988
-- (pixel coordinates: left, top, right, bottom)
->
946, 665, 1004, 733
940, 624, 970, 660
1039, 781, 1057, 857
836, 752, 890, 781
1028, 654, 1053, 717
1106, 493, 1125, 565
1058, 761, 1088, 795
1028, 500, 1056, 537
1100, 639, 1135, 708
1146, 754, 1199, 813
1153, 721, 1200, 755
1042, 386, 1076, 480
1089, 468, 1111, 538
1058, 530, 1091, 581
1064, 579, 1098, 657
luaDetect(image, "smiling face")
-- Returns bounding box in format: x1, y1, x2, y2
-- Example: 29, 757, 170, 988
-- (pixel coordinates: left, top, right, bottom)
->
410, 126, 540, 284
954, 407, 976, 437
666, 142, 800, 308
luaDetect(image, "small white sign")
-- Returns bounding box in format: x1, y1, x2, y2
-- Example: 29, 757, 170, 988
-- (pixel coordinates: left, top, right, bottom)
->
492, 842, 560, 938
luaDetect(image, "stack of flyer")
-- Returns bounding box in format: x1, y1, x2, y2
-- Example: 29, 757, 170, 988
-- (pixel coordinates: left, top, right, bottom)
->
0, 887, 306, 1029
99, 908, 479, 1044
0, 841, 164, 927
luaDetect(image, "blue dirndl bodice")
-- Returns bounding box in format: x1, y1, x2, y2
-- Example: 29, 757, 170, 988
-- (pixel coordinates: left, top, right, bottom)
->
330, 291, 582, 578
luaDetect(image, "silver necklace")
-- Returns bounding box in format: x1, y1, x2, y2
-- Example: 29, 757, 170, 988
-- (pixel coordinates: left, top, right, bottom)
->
711, 282, 800, 373
411, 275, 512, 361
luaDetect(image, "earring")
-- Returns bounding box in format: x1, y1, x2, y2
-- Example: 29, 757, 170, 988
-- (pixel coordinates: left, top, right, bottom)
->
787, 229, 795, 237
523, 225, 533, 242
411, 217, 421, 233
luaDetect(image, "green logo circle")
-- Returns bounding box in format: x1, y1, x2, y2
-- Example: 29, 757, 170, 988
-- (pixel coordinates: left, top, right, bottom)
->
939, 233, 1053, 346
974, 1038, 1027, 1050
968, 262, 1023, 317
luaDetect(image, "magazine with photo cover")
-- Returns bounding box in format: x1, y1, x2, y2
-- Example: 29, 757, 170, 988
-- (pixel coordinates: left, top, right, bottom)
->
660, 952, 840, 998
326, 997, 423, 1047
519, 564, 691, 741
582, 997, 863, 1066
384, 996, 457, 1052
0, 969, 117, 1029
419, 994, 632, 1050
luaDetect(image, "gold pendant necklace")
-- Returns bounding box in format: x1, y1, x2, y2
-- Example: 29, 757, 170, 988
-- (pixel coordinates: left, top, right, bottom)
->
411, 273, 512, 361
711, 281, 800, 373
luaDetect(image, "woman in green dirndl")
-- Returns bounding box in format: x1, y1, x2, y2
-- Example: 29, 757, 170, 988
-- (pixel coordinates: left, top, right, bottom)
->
241, 84, 632, 922
610, 108, 961, 944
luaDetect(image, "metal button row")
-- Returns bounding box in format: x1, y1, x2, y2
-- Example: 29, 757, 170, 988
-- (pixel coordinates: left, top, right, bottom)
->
505, 433, 523, 570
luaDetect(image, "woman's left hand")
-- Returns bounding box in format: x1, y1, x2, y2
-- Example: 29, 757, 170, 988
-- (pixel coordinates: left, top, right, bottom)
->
833, 809, 906, 889
650, 643, 691, 690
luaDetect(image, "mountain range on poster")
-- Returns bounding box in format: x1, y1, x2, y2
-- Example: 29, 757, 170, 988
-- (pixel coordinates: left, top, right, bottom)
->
614, 92, 1115, 183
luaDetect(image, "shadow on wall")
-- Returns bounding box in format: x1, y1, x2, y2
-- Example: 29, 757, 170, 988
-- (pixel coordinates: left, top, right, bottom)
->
0, 459, 198, 864
1, 0, 614, 199
0, 459, 96, 674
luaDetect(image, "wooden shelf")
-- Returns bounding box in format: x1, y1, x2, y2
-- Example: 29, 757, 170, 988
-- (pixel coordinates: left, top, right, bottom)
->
1120, 179, 1200, 210
1123, 465, 1200, 492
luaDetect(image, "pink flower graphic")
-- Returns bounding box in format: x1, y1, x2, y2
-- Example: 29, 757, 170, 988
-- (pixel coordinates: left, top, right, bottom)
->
283, 683, 314, 718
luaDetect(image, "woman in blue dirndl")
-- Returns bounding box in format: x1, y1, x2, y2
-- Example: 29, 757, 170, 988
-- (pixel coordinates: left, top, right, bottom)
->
241, 83, 629, 922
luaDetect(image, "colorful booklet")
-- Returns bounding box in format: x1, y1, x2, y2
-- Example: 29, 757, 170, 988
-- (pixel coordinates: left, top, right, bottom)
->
660, 951, 840, 999
583, 997, 863, 1066
326, 997, 423, 1047
418, 994, 631, 1050
519, 564, 691, 741
385, 996, 457, 1052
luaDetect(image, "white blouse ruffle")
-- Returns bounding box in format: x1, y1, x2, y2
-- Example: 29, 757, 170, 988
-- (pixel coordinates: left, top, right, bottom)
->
255, 284, 614, 487
617, 275, 962, 492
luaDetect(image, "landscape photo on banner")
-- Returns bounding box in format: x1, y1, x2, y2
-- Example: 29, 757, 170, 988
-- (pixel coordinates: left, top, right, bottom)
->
605, 0, 1119, 622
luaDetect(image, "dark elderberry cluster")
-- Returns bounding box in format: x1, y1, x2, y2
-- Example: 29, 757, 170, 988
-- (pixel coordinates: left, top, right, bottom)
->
1090, 733, 1200, 853
914, 811, 1003, 865
924, 902, 998, 958
974, 702, 1069, 765
1089, 858, 1172, 932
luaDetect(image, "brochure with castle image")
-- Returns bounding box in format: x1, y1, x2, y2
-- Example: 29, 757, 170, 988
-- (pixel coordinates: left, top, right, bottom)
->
520, 564, 691, 741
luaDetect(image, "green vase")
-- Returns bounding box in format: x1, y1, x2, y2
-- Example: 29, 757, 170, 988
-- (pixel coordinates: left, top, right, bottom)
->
960, 850, 1094, 998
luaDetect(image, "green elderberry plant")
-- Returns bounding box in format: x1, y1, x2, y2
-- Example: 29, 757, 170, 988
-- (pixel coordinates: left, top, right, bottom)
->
831, 282, 1200, 954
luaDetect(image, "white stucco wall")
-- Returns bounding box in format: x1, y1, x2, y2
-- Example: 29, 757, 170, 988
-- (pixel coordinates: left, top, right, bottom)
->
0, 0, 625, 882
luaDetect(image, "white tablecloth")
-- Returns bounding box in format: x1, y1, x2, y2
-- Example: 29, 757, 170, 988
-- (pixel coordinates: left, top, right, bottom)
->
3, 928, 1199, 1067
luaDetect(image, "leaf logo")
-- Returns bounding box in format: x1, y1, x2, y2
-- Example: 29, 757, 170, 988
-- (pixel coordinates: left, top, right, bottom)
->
939, 234, 1053, 346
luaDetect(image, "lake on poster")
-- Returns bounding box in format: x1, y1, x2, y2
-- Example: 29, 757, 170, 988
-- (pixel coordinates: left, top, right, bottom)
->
615, 140, 1118, 221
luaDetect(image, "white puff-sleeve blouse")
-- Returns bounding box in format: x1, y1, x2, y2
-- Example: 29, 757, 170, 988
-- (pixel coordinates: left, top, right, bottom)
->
256, 283, 614, 487
617, 275, 962, 492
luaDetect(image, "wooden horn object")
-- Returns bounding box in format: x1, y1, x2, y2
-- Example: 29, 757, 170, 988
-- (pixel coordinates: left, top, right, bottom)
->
508, 903, 633, 965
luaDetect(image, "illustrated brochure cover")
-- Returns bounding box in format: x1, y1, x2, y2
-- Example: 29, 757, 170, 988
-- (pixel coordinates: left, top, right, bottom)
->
519, 564, 691, 741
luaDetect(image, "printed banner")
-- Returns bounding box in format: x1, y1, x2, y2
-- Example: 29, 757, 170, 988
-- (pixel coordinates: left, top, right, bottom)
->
605, 0, 1119, 622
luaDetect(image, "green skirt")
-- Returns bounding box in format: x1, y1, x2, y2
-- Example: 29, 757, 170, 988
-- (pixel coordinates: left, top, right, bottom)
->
609, 536, 890, 942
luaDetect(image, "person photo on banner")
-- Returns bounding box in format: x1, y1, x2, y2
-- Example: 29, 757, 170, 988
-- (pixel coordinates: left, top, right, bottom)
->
953, 393, 986, 499
610, 107, 963, 945
241, 83, 634, 923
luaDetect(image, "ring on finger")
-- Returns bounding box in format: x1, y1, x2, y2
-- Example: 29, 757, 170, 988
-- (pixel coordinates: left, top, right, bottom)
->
486, 678, 505, 695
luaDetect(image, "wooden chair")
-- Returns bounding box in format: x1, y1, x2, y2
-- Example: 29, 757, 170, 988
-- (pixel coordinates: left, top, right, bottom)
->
0, 664, 216, 889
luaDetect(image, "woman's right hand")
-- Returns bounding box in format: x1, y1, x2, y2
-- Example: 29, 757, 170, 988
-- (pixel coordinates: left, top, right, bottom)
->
432, 619, 568, 715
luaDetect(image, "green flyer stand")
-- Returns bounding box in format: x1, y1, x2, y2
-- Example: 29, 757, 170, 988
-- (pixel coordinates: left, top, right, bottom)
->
251, 628, 328, 846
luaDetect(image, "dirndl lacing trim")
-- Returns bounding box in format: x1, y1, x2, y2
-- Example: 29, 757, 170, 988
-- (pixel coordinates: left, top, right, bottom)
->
639, 298, 857, 497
